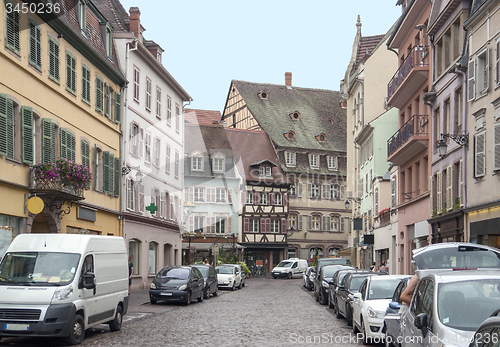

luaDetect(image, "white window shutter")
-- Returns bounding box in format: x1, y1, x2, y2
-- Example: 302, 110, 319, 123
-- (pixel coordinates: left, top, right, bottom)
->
437, 171, 442, 214
429, 176, 434, 216
468, 60, 475, 101
298, 182, 303, 197
494, 124, 500, 171
475, 132, 486, 178
459, 159, 464, 207
485, 47, 490, 92
307, 183, 312, 198
322, 216, 326, 231
298, 214, 303, 230
340, 216, 344, 232
446, 166, 453, 211
227, 217, 232, 233
340, 185, 345, 200
139, 184, 145, 212
188, 215, 194, 233
308, 215, 312, 230
322, 184, 328, 199
139, 128, 144, 157
496, 39, 500, 86
326, 216, 331, 231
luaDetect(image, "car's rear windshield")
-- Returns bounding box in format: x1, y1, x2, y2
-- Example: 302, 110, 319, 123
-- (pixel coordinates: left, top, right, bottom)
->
216, 266, 234, 275
368, 279, 402, 300
415, 246, 500, 270
349, 275, 371, 291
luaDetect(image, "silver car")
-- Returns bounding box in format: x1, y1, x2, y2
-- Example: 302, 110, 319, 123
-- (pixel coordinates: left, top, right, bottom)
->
401, 271, 500, 347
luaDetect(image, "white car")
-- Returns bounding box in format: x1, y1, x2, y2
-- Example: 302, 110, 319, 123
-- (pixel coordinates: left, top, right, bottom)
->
352, 275, 408, 345
216, 265, 241, 291
223, 264, 245, 287
271, 258, 308, 279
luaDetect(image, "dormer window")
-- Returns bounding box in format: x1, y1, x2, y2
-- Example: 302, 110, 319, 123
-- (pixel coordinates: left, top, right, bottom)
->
328, 156, 338, 170
316, 133, 327, 142
309, 153, 319, 168
327, 118, 334, 124
285, 151, 296, 167
258, 90, 268, 100
105, 24, 112, 57
77, 0, 86, 33
285, 130, 295, 140
289, 111, 300, 120
259, 166, 272, 177
157, 51, 161, 63
191, 153, 204, 171
213, 156, 225, 173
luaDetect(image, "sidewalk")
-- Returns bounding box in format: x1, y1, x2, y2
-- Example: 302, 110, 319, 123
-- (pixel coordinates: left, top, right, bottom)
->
128, 288, 150, 307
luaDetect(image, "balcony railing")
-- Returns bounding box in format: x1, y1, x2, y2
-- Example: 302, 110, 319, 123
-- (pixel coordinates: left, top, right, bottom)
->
388, 45, 429, 100
29, 168, 84, 199
387, 115, 428, 157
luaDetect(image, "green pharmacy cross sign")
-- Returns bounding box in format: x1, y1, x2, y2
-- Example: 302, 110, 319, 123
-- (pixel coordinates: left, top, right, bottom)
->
145, 203, 158, 215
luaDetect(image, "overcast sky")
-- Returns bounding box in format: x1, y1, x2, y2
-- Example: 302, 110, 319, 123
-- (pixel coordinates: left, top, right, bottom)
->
117, 0, 402, 112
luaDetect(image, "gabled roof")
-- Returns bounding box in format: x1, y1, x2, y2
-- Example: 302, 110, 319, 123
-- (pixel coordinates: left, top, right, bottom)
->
93, 0, 130, 32
185, 109, 222, 125
225, 128, 287, 185
226, 80, 346, 153
352, 34, 386, 71
185, 124, 233, 156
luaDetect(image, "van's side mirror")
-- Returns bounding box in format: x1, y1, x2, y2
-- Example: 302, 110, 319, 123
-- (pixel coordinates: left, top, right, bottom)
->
82, 272, 95, 290
414, 313, 428, 338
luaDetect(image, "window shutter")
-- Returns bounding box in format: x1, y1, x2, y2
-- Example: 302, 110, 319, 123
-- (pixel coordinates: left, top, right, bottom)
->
468, 60, 475, 101
114, 157, 120, 197
94, 144, 98, 190
459, 159, 464, 207
243, 218, 249, 232
81, 140, 90, 169
485, 47, 490, 92
322, 216, 327, 231
49, 38, 59, 81
321, 184, 327, 199
66, 53, 76, 93
139, 184, 145, 212
6, 7, 20, 52
429, 176, 434, 216
266, 218, 271, 233
298, 214, 303, 230
103, 151, 111, 193
496, 40, 500, 86
494, 124, 500, 171
446, 166, 453, 211
298, 182, 303, 197
69, 132, 76, 162
60, 128, 67, 159
105, 83, 110, 118
21, 106, 33, 164
260, 218, 265, 233
340, 216, 345, 232
283, 192, 288, 206
270, 193, 275, 205
6, 99, 14, 159
281, 218, 286, 234
187, 215, 193, 233
115, 91, 121, 123
210, 187, 216, 203
226, 217, 232, 233
254, 192, 260, 205
138, 128, 144, 157
0, 94, 8, 157
29, 21, 41, 69
307, 182, 312, 198
42, 118, 54, 164
126, 178, 132, 209
308, 215, 312, 230
96, 77, 103, 112
340, 185, 345, 200
227, 188, 233, 204
437, 171, 442, 214
475, 132, 486, 178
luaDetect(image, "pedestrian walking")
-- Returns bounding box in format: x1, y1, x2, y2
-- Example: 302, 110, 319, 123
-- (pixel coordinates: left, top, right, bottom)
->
128, 255, 134, 294
370, 261, 377, 272
379, 260, 388, 273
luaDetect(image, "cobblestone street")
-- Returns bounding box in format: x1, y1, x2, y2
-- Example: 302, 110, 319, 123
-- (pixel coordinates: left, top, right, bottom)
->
0, 277, 367, 347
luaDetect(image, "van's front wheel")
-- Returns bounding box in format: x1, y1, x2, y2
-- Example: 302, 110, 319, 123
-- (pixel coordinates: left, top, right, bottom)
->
109, 305, 123, 332
64, 314, 85, 345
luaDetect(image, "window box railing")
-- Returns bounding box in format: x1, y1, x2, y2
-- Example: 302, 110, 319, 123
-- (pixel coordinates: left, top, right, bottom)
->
388, 45, 429, 100
387, 115, 428, 157
30, 168, 84, 199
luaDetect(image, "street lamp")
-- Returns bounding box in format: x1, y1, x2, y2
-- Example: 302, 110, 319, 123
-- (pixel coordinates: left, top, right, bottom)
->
287, 226, 295, 237
182, 202, 195, 264
122, 165, 143, 183
437, 133, 469, 158
345, 197, 361, 210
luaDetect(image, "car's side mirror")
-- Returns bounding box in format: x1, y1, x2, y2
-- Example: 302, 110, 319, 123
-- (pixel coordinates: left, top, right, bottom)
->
414, 313, 428, 338
389, 301, 401, 310
82, 272, 96, 294
328, 280, 335, 285
353, 292, 362, 300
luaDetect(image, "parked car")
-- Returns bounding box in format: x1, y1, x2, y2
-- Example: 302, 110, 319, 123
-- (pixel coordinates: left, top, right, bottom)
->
401, 271, 500, 347
352, 275, 409, 345
314, 263, 354, 301
216, 265, 241, 290
313, 257, 351, 277
303, 266, 314, 290
223, 264, 246, 287
328, 268, 357, 311
316, 265, 354, 305
192, 264, 218, 299
382, 276, 412, 347
468, 310, 500, 347
149, 266, 204, 305
272, 258, 308, 279
334, 270, 378, 326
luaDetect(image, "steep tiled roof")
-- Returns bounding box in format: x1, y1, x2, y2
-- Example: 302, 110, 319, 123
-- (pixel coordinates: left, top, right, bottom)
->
185, 109, 222, 125
225, 128, 288, 185
93, 0, 129, 32
228, 80, 346, 153
185, 124, 232, 155
353, 35, 386, 71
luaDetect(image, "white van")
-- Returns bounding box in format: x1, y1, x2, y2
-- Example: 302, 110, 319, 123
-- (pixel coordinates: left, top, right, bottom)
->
0, 234, 129, 345
271, 258, 308, 279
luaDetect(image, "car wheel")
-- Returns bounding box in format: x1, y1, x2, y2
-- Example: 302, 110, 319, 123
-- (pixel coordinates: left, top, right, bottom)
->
242, 281, 245, 287
150, 298, 157, 305
64, 314, 85, 346
238, 281, 242, 289
273, 275, 277, 279
108, 305, 123, 332
384, 328, 392, 347
213, 288, 219, 297
288, 273, 292, 279
346, 305, 353, 326
198, 292, 204, 302
319, 292, 326, 305
203, 288, 210, 299
361, 319, 369, 345
231, 282, 236, 291
185, 291, 191, 305
328, 294, 334, 309
335, 300, 342, 318
352, 319, 359, 334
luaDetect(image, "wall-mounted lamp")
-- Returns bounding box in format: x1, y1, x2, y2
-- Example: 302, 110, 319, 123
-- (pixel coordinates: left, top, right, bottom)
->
287, 226, 295, 237
345, 197, 362, 210
437, 133, 469, 158
122, 165, 143, 183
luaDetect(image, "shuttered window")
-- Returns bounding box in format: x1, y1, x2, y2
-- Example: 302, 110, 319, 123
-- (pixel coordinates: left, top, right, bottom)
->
429, 176, 434, 216
82, 65, 91, 103
29, 20, 41, 69
81, 140, 90, 169
114, 91, 121, 124
21, 107, 33, 164
114, 157, 120, 197
5, 2, 20, 53
103, 151, 113, 194
446, 166, 453, 212
104, 83, 111, 118
95, 77, 103, 112
49, 38, 60, 82
42, 118, 55, 164
458, 160, 464, 207
436, 171, 443, 214
66, 53, 76, 94
494, 124, 500, 171
0, 94, 8, 157
468, 60, 475, 101
475, 131, 486, 178
60, 128, 75, 162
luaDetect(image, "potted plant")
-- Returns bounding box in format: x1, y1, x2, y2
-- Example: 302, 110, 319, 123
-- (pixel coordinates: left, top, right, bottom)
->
32, 159, 93, 191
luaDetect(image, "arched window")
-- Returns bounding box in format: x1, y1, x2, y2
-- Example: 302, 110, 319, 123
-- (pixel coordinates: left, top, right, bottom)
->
128, 239, 140, 275
149, 241, 158, 275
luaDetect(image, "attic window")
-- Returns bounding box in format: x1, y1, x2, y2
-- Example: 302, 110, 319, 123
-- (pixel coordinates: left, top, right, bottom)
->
327, 118, 334, 124
316, 133, 327, 142
258, 91, 268, 100
289, 111, 300, 120
285, 130, 295, 140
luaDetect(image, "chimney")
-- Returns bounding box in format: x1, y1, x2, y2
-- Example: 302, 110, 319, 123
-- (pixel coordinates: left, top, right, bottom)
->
285, 72, 292, 87
129, 7, 141, 39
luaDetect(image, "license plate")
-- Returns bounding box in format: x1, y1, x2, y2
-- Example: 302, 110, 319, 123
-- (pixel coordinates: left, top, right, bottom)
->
5, 323, 30, 331
160, 292, 172, 296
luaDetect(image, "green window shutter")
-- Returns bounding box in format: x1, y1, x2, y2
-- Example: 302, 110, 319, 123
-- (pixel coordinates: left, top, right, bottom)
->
60, 128, 67, 159
115, 91, 121, 124
66, 53, 76, 93
114, 156, 120, 197
0, 94, 7, 156
42, 118, 55, 164
81, 140, 90, 169
96, 77, 103, 112
6, 4, 20, 52
94, 144, 98, 190
21, 107, 33, 165
29, 20, 41, 69
49, 38, 59, 82
68, 132, 76, 162
105, 83, 110, 118
103, 151, 110, 193
109, 153, 114, 194
7, 99, 14, 159
82, 65, 91, 103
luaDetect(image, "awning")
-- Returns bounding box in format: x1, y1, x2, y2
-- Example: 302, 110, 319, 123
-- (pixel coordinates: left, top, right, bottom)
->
181, 242, 244, 250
